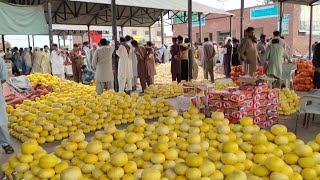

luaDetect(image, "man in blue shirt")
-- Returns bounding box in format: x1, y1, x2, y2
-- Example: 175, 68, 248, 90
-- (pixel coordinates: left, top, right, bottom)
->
81, 65, 95, 85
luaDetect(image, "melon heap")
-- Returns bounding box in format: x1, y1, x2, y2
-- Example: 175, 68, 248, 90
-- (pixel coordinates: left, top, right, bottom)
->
214, 80, 238, 90
3, 107, 320, 179
7, 81, 173, 144
279, 88, 300, 116
144, 82, 183, 98
1, 140, 85, 180
27, 73, 61, 92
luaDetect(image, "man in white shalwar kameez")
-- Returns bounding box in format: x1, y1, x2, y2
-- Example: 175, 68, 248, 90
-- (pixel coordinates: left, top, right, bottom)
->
117, 37, 133, 92
50, 44, 65, 80
125, 35, 138, 90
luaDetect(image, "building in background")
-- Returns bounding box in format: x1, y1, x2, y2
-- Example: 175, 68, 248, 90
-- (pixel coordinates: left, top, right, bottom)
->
173, 3, 319, 56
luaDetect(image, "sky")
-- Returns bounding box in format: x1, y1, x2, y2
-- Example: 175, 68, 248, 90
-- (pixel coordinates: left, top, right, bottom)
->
4, 0, 264, 48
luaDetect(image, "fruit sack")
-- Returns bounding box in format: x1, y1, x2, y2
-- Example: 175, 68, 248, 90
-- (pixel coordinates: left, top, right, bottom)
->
293, 60, 315, 91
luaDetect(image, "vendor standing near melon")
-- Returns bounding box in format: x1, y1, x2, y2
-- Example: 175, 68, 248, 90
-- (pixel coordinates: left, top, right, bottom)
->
0, 57, 14, 154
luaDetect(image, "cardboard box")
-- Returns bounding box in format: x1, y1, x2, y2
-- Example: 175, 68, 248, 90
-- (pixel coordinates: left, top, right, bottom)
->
195, 83, 214, 95
197, 95, 206, 107
267, 111, 279, 119
267, 88, 280, 99
224, 108, 254, 119
199, 106, 206, 114
183, 86, 196, 96
224, 114, 241, 123
208, 106, 224, 113
207, 99, 223, 108
253, 107, 267, 117
267, 97, 279, 106
253, 99, 268, 108
207, 90, 226, 100
239, 83, 268, 94
221, 90, 253, 102
253, 114, 267, 124
256, 119, 278, 128
267, 105, 279, 112
253, 93, 268, 101
223, 99, 253, 111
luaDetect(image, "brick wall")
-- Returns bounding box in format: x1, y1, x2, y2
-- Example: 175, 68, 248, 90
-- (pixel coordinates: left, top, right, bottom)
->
173, 3, 315, 55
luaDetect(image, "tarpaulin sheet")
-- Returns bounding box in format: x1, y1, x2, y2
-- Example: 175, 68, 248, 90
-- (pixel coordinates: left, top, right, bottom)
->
0, 2, 48, 35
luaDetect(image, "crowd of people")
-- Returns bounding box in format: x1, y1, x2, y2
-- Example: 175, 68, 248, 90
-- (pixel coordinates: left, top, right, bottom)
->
0, 28, 300, 95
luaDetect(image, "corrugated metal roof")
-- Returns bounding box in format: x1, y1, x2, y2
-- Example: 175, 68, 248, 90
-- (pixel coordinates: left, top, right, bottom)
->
71, 0, 233, 15
272, 0, 320, 5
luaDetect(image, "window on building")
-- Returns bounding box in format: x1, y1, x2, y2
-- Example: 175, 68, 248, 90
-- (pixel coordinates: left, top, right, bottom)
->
132, 30, 137, 35
157, 31, 162, 37
145, 30, 149, 36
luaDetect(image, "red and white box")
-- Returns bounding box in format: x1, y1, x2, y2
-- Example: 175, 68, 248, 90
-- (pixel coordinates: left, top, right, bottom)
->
267, 105, 279, 112
222, 90, 253, 102
240, 83, 268, 94
223, 99, 253, 111
253, 114, 267, 124
224, 114, 241, 123
224, 108, 254, 119
253, 93, 268, 101
267, 111, 279, 119
267, 97, 279, 106
208, 106, 224, 113
253, 107, 267, 116
197, 95, 206, 107
183, 86, 196, 96
253, 99, 268, 108
199, 106, 206, 114
207, 90, 226, 100
267, 88, 280, 99
207, 99, 223, 108
195, 83, 214, 95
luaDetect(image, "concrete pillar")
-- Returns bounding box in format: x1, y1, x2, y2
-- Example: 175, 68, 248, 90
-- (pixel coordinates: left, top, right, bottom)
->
48, 0, 53, 49
309, 5, 313, 58
198, 13, 202, 43
240, 0, 244, 39
188, 0, 193, 81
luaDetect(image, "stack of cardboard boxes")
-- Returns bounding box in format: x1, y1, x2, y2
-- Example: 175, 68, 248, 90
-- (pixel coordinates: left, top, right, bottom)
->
178, 82, 280, 128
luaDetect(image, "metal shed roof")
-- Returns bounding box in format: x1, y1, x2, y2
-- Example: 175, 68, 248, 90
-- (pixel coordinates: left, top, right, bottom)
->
1, 0, 232, 28
272, 0, 320, 5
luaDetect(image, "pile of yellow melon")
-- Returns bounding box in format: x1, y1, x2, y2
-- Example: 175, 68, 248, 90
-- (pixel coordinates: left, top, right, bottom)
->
4, 106, 320, 180
27, 73, 61, 92
214, 80, 238, 90
144, 82, 183, 98
279, 88, 300, 116
7, 87, 173, 144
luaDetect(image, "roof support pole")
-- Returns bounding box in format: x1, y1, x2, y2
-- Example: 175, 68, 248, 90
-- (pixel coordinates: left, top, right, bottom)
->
1, 35, 5, 51
279, 1, 284, 36
198, 13, 202, 43
188, 0, 193, 81
309, 5, 313, 59
32, 35, 35, 50
63, 33, 66, 46
28, 35, 31, 47
149, 26, 152, 41
87, 25, 91, 46
160, 11, 164, 46
230, 16, 232, 37
240, 0, 244, 39
48, 0, 53, 49
58, 35, 61, 48
111, 0, 117, 42
121, 26, 124, 37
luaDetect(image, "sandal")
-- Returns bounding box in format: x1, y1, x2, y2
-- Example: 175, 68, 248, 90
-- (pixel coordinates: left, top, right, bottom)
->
2, 145, 14, 154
